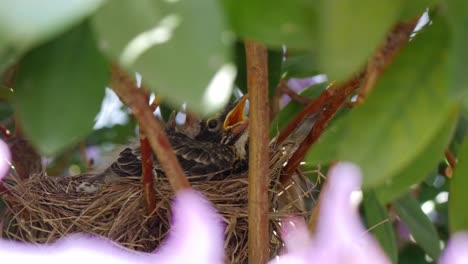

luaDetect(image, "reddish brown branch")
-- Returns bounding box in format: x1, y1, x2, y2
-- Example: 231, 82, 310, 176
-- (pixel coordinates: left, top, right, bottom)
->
0, 126, 11, 137
356, 18, 418, 105
111, 64, 190, 193
275, 87, 336, 145
140, 136, 156, 213
245, 40, 270, 264
138, 90, 157, 214
280, 77, 361, 184
445, 148, 457, 170
279, 80, 314, 105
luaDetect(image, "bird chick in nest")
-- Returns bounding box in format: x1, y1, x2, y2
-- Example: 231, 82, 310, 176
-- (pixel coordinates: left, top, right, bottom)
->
89, 96, 249, 186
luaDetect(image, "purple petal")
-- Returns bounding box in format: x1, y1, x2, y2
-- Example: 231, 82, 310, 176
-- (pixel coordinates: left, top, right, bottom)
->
0, 139, 11, 179
440, 232, 468, 264
270, 162, 390, 264
0, 189, 225, 264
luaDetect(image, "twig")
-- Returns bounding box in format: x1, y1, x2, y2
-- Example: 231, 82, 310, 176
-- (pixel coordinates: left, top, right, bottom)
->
356, 18, 418, 105
280, 77, 361, 184
0, 125, 11, 137
111, 64, 190, 192
278, 79, 314, 105
245, 40, 270, 264
274, 86, 335, 145
445, 148, 457, 169
140, 136, 156, 213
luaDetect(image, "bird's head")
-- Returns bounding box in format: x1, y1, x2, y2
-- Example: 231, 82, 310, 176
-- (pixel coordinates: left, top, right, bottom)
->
220, 95, 249, 160
196, 95, 249, 143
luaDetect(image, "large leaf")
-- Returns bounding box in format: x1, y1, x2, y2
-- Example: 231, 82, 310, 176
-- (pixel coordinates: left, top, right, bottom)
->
449, 136, 468, 233
306, 20, 455, 188
14, 23, 107, 155
446, 0, 468, 104
375, 108, 458, 203
399, 0, 438, 20
363, 191, 398, 263
318, 0, 403, 81
92, 0, 234, 116
282, 51, 319, 78
0, 0, 106, 71
393, 193, 441, 259
223, 0, 318, 50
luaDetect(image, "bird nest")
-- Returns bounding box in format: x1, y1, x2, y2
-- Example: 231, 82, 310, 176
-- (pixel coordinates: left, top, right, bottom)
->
0, 140, 315, 263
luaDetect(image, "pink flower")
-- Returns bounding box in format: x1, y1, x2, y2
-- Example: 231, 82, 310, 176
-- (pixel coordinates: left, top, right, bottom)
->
440, 232, 468, 264
269, 163, 390, 264
1, 161, 468, 263
0, 189, 225, 264
0, 139, 11, 179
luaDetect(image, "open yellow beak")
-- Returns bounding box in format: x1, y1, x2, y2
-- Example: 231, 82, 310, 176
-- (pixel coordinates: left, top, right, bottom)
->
223, 95, 249, 129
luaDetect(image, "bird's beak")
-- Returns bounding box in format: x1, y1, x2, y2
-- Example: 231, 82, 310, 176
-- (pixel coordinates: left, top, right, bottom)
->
223, 95, 249, 129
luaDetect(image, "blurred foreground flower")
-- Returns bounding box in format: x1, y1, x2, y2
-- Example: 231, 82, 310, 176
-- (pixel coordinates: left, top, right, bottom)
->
0, 139, 11, 179
0, 187, 225, 264
270, 163, 468, 264
1, 157, 468, 263
269, 163, 390, 264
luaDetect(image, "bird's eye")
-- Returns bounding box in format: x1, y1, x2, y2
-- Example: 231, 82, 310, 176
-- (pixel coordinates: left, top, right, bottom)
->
207, 118, 219, 131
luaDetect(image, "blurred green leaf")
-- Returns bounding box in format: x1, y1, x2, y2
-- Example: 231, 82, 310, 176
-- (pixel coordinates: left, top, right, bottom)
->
306, 21, 455, 188
223, 0, 317, 50
268, 49, 283, 97
0, 85, 13, 101
446, 0, 468, 101
393, 193, 441, 259
399, 0, 437, 20
363, 191, 398, 263
318, 0, 402, 81
282, 51, 319, 78
449, 114, 468, 156
234, 41, 247, 94
375, 108, 458, 203
270, 83, 327, 138
92, 0, 234, 116
399, 244, 431, 264
14, 23, 107, 155
0, 0, 106, 71
449, 136, 468, 233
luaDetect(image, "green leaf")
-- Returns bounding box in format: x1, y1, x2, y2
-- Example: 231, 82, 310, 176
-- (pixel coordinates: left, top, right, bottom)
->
393, 193, 441, 259
223, 0, 318, 50
92, 0, 234, 116
270, 83, 327, 138
446, 0, 468, 101
268, 49, 284, 98
14, 23, 108, 155
363, 191, 398, 263
399, 0, 438, 20
282, 51, 319, 78
375, 107, 458, 203
307, 20, 455, 188
0, 0, 106, 71
318, 0, 403, 81
449, 136, 468, 233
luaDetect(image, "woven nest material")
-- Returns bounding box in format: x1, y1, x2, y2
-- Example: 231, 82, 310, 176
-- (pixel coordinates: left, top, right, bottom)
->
1, 140, 316, 263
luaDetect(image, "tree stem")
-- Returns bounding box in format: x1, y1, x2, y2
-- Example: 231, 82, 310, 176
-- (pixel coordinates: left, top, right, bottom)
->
245, 40, 270, 264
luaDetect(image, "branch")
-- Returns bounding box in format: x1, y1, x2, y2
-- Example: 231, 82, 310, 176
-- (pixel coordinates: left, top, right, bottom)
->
278, 79, 314, 105
280, 77, 361, 184
274, 87, 335, 145
111, 65, 190, 193
245, 40, 270, 264
356, 18, 418, 105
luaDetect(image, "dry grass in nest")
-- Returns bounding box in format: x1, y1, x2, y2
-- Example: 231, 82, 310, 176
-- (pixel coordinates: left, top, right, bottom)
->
1, 140, 316, 263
